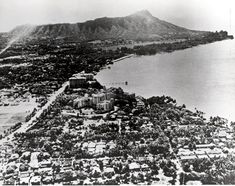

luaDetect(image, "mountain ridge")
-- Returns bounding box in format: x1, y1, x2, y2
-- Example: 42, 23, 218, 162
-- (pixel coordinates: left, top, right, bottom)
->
4, 10, 207, 44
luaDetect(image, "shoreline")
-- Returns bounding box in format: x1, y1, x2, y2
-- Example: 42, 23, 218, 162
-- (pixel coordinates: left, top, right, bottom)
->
96, 39, 234, 123
112, 54, 135, 63
130, 37, 233, 56
0, 38, 234, 144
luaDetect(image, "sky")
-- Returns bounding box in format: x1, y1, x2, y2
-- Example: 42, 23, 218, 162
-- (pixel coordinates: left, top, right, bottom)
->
0, 0, 234, 34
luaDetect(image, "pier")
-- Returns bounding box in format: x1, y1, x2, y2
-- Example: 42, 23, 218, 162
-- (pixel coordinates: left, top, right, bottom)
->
105, 81, 128, 86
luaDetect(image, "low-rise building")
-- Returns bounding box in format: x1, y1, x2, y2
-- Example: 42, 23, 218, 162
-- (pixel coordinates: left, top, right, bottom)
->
74, 97, 92, 108
183, 143, 215, 150
62, 110, 78, 117
136, 98, 145, 109
129, 162, 141, 171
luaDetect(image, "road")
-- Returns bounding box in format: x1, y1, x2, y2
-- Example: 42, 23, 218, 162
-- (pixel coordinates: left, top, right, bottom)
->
0, 81, 69, 145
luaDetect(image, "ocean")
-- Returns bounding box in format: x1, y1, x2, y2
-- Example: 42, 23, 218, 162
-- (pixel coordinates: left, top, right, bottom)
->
96, 39, 235, 121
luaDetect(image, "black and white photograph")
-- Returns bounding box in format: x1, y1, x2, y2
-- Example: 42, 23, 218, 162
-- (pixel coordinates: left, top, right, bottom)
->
0, 0, 235, 185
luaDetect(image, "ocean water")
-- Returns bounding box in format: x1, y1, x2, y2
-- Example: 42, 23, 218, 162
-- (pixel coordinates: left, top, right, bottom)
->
96, 39, 235, 121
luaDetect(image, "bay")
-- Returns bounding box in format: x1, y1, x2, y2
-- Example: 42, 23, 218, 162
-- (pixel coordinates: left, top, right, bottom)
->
96, 39, 235, 121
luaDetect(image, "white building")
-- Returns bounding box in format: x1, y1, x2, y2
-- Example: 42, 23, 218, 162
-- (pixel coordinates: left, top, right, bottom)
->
105, 92, 115, 100
136, 97, 145, 108
92, 93, 106, 105
96, 99, 114, 112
